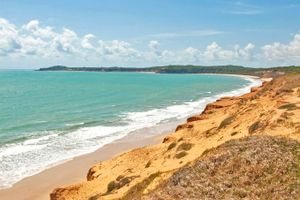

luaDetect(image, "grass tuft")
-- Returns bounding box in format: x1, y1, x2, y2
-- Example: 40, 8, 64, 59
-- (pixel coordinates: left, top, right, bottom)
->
218, 115, 235, 129
175, 151, 188, 159
177, 143, 193, 151
249, 121, 260, 134
231, 131, 238, 136
145, 161, 151, 168
107, 181, 117, 193
167, 142, 177, 151
278, 103, 298, 111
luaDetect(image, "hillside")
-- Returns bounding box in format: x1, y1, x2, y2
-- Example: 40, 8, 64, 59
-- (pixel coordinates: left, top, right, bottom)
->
139, 135, 300, 200
50, 74, 300, 200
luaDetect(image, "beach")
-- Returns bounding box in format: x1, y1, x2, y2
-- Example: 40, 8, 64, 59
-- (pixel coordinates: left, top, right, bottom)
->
0, 128, 170, 200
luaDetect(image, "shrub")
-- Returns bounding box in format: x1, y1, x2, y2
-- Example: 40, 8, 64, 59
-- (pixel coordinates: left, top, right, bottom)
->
175, 151, 188, 159
249, 121, 260, 134
218, 115, 235, 129
167, 142, 177, 151
106, 175, 139, 194
107, 181, 117, 193
145, 161, 151, 168
177, 142, 193, 151
231, 131, 238, 136
278, 103, 298, 111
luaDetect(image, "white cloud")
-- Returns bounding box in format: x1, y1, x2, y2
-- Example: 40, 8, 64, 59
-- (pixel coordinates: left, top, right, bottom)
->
146, 30, 224, 39
148, 40, 159, 51
203, 42, 235, 61
23, 20, 39, 31
0, 17, 299, 67
97, 40, 140, 63
0, 18, 21, 56
23, 20, 55, 38
225, 1, 262, 15
53, 28, 78, 54
262, 34, 300, 62
81, 34, 96, 50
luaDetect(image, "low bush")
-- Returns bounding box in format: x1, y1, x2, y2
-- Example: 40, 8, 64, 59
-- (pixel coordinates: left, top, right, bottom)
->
177, 143, 193, 151
249, 121, 260, 134
107, 181, 117, 193
218, 115, 235, 129
167, 142, 177, 151
175, 151, 188, 159
145, 161, 151, 168
231, 131, 238, 136
278, 103, 298, 111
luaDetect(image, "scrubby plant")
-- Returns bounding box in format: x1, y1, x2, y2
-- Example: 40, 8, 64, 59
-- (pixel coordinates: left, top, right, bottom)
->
278, 103, 298, 111
231, 131, 238, 136
175, 151, 188, 159
177, 143, 193, 151
167, 142, 177, 151
107, 181, 117, 193
249, 121, 260, 134
218, 115, 235, 129
145, 161, 151, 168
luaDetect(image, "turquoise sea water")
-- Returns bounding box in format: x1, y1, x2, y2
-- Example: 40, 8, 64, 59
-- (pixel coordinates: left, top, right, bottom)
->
0, 70, 261, 188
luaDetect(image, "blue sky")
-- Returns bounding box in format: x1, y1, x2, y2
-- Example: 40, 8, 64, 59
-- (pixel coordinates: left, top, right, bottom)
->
0, 0, 300, 68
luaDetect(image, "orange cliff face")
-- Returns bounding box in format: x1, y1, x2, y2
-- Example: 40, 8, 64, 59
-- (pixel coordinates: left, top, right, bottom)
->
50, 74, 300, 200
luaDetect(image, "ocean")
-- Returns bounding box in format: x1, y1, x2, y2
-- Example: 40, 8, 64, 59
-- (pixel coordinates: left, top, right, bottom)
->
0, 70, 261, 188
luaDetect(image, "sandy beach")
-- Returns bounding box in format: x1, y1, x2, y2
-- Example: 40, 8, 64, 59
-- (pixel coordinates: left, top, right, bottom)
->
0, 129, 170, 200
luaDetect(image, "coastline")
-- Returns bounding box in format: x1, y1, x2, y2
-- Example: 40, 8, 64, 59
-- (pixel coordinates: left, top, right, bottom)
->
0, 74, 262, 200
0, 125, 173, 200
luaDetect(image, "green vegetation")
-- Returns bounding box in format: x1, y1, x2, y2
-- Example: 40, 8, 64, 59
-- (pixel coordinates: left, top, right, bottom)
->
38, 65, 300, 76
107, 181, 117, 193
167, 142, 177, 151
145, 161, 151, 168
176, 142, 193, 151
218, 115, 235, 129
105, 175, 139, 194
249, 121, 261, 134
121, 172, 161, 199
231, 131, 238, 136
175, 151, 188, 159
278, 103, 298, 111
142, 136, 300, 200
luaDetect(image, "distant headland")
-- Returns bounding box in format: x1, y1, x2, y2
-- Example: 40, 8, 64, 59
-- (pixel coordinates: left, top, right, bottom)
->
38, 65, 300, 77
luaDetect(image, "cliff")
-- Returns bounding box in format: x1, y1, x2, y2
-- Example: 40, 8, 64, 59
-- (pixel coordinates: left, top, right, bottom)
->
50, 74, 300, 200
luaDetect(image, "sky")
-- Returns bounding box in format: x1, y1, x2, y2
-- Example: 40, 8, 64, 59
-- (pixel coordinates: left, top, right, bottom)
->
0, 0, 300, 69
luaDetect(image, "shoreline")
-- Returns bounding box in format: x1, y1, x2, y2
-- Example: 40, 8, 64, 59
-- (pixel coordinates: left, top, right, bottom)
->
0, 126, 172, 200
0, 74, 262, 200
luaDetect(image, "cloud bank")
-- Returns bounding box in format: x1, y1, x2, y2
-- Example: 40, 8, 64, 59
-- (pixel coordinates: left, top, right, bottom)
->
0, 18, 299, 67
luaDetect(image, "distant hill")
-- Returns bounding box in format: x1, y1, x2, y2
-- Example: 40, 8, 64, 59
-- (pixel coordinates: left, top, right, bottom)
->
38, 65, 300, 77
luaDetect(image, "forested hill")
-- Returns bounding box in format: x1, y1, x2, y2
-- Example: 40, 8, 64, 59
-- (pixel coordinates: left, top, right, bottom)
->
38, 65, 300, 76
